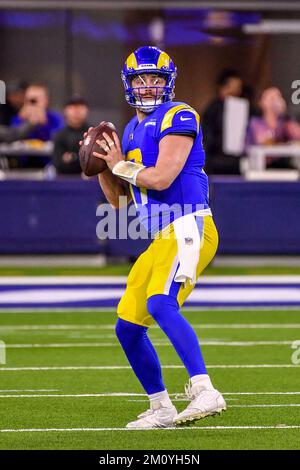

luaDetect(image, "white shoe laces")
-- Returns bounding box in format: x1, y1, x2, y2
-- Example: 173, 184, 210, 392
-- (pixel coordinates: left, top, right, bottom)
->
184, 380, 194, 400
184, 380, 213, 402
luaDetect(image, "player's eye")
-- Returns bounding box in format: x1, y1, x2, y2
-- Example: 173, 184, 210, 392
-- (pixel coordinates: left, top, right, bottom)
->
132, 76, 145, 86
151, 76, 165, 86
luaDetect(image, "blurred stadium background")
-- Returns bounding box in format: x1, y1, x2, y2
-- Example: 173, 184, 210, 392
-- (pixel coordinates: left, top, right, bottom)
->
0, 0, 299, 451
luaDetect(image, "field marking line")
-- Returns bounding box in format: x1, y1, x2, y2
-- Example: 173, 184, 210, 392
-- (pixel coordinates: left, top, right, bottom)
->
0, 364, 299, 371
1, 425, 300, 433
0, 389, 59, 392
3, 340, 298, 348
0, 393, 148, 399
0, 391, 299, 397
232, 404, 300, 408
0, 308, 118, 313
1, 306, 300, 313
1, 323, 300, 331
0, 393, 145, 398
1, 284, 300, 304
0, 276, 130, 285
1, 275, 300, 285
0, 393, 300, 405
127, 399, 300, 407
223, 392, 300, 395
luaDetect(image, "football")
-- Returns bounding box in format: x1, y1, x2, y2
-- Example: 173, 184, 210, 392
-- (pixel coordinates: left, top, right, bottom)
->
79, 121, 117, 176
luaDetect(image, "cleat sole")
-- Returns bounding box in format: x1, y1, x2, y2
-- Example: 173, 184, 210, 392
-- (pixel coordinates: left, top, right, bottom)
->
174, 407, 227, 426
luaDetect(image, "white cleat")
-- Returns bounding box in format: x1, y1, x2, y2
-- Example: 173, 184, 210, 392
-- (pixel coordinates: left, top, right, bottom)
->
126, 399, 178, 429
174, 381, 227, 425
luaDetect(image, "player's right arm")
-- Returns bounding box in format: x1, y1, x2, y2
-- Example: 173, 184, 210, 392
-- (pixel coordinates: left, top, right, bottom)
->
80, 127, 131, 209
98, 169, 131, 209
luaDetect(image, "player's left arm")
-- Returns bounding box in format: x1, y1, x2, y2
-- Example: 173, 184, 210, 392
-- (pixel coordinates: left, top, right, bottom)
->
136, 134, 193, 190
136, 106, 199, 190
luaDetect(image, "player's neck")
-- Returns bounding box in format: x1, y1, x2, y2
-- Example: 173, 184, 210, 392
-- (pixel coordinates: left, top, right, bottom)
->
136, 109, 149, 123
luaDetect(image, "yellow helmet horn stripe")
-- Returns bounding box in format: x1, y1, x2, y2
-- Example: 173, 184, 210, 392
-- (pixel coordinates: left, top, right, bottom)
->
126, 53, 138, 70
157, 51, 170, 69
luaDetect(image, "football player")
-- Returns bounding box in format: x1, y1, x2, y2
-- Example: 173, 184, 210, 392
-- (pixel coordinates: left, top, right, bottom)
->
92, 46, 226, 428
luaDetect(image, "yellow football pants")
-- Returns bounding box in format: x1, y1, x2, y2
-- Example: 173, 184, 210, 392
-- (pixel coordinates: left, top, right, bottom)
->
117, 215, 218, 327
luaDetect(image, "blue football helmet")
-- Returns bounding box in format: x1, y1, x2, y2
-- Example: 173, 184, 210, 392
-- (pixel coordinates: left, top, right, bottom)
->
121, 46, 177, 113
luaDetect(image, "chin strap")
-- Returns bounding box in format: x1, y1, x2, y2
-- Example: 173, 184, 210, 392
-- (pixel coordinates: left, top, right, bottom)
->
112, 160, 145, 186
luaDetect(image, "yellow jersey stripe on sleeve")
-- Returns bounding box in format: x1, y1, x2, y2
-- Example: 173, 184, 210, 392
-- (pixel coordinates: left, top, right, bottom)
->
160, 105, 200, 133
191, 108, 200, 132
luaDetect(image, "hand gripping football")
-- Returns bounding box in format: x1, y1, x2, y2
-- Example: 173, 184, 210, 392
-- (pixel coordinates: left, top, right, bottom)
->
79, 121, 117, 176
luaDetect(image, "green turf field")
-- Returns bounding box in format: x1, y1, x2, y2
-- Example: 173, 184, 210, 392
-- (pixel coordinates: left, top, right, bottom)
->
1, 264, 300, 276
0, 308, 299, 450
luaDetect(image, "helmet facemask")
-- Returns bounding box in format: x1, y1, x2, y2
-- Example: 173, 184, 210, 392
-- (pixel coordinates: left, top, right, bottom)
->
122, 71, 176, 113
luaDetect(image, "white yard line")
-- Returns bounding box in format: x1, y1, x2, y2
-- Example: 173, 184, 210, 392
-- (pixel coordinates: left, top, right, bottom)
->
1, 323, 300, 330
0, 364, 299, 372
232, 404, 300, 408
1, 288, 300, 304
0, 275, 300, 285
0, 276, 128, 285
0, 389, 59, 392
0, 425, 299, 433
3, 340, 296, 348
0, 308, 118, 313
0, 393, 299, 406
1, 306, 300, 313
0, 391, 299, 396
0, 324, 118, 330
0, 288, 125, 303
193, 324, 300, 329
128, 399, 300, 407
223, 392, 300, 395
0, 393, 152, 399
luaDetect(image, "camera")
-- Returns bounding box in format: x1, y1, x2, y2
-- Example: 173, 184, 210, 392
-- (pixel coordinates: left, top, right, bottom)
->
28, 97, 38, 105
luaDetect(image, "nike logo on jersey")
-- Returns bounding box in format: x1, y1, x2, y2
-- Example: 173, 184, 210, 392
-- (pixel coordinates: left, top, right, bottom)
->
180, 116, 192, 121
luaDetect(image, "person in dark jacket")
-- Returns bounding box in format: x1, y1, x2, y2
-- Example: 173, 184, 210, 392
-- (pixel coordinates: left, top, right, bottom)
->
0, 80, 27, 126
202, 69, 243, 175
53, 97, 90, 175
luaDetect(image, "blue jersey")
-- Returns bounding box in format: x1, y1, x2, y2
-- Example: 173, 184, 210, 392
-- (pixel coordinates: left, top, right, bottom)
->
122, 101, 210, 235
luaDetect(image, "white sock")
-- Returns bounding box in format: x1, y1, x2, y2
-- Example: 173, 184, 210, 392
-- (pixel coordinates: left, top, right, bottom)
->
190, 374, 214, 391
148, 390, 172, 407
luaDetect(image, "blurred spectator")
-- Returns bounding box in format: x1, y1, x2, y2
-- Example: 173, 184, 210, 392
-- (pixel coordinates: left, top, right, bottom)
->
7, 83, 63, 168
0, 90, 50, 143
247, 87, 300, 168
0, 121, 36, 143
11, 83, 63, 141
202, 69, 243, 175
0, 80, 27, 126
53, 97, 89, 175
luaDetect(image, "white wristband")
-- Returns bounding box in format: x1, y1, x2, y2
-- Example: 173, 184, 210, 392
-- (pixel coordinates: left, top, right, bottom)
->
112, 160, 145, 186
